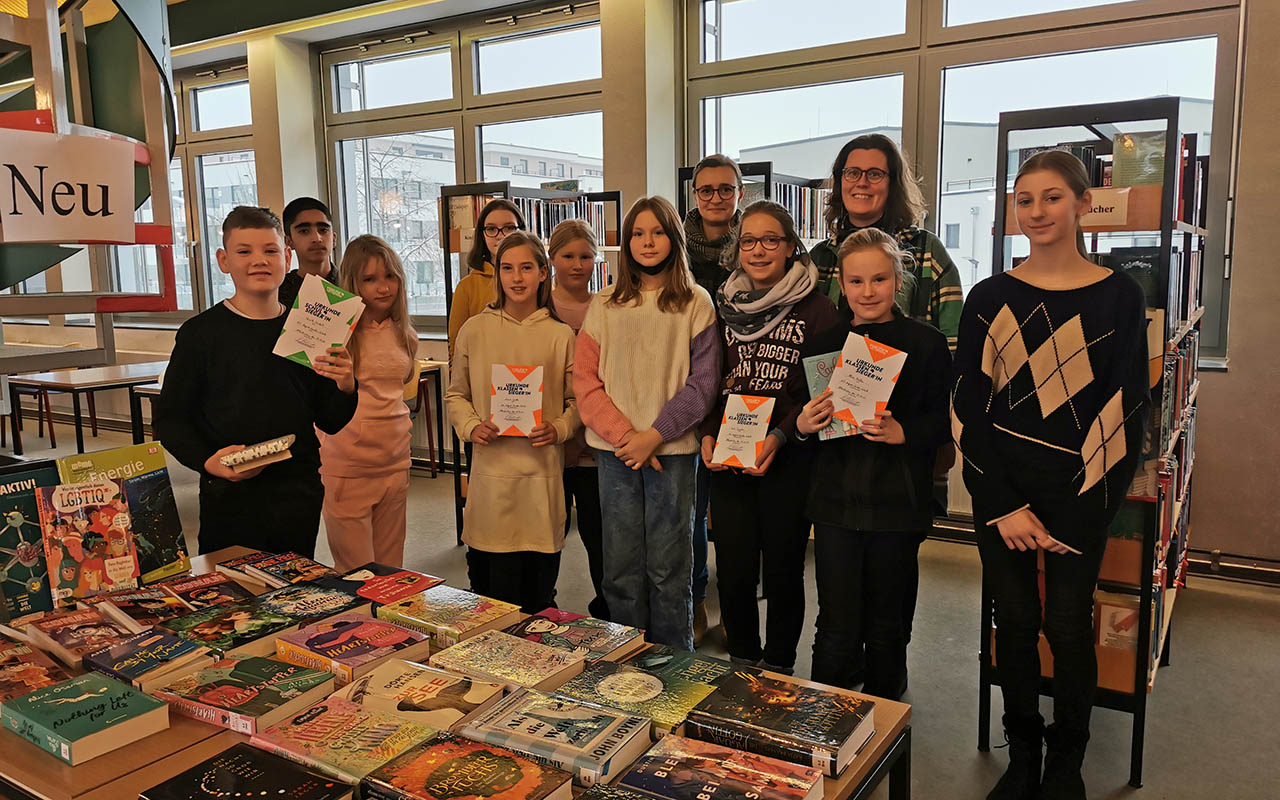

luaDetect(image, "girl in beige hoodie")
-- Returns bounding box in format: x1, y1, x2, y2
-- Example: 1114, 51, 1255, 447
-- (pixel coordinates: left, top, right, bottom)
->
446, 231, 581, 612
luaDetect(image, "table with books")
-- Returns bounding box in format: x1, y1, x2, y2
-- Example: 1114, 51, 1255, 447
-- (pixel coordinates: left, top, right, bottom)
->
0, 539, 912, 800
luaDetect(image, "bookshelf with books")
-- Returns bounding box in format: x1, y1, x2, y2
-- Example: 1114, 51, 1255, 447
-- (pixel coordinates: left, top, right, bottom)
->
439, 182, 623, 539
675, 162, 832, 249
979, 97, 1207, 789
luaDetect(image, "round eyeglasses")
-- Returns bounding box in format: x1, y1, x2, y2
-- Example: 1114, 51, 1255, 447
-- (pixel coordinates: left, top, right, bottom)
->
694, 184, 739, 200
483, 224, 520, 238
840, 167, 889, 184
738, 235, 787, 251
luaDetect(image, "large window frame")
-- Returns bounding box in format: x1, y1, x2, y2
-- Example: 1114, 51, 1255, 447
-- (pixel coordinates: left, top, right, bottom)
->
682, 0, 1241, 360
318, 6, 604, 331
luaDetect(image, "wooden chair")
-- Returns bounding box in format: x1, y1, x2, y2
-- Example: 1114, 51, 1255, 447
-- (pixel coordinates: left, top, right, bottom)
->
1, 386, 57, 449
405, 362, 438, 477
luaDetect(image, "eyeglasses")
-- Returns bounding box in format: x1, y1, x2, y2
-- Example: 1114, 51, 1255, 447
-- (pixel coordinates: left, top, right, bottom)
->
694, 184, 739, 200
840, 167, 889, 184
482, 224, 520, 238
738, 235, 787, 251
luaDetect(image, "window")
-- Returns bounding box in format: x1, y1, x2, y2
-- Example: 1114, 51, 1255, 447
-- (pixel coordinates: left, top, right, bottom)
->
333, 46, 452, 112
699, 0, 907, 63
944, 223, 961, 249
191, 81, 251, 131
114, 159, 194, 310
475, 23, 601, 94
946, 0, 1142, 27
499, 156, 509, 166
480, 112, 604, 190
939, 37, 1217, 293
701, 74, 904, 179
196, 149, 259, 305
336, 129, 456, 317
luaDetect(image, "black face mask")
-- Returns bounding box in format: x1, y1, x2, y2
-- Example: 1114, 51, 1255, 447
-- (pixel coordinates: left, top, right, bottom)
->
637, 262, 668, 276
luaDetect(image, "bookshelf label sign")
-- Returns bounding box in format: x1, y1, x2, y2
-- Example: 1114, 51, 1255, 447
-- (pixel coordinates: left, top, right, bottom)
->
1081, 187, 1130, 227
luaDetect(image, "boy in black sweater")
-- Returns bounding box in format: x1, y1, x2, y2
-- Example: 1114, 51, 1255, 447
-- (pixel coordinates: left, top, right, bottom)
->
155, 206, 357, 557
278, 197, 339, 309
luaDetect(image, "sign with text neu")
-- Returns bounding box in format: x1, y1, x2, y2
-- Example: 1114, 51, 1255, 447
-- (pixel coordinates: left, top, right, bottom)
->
0, 128, 135, 244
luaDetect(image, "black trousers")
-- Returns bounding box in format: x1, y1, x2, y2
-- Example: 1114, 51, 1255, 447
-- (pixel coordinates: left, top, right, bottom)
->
564, 466, 608, 620
197, 469, 323, 558
812, 525, 922, 699
710, 459, 811, 669
978, 509, 1107, 732
466, 547, 562, 614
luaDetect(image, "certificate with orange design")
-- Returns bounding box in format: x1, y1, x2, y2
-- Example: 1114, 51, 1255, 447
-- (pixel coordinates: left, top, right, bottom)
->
827, 333, 908, 432
491, 364, 544, 436
712, 394, 776, 468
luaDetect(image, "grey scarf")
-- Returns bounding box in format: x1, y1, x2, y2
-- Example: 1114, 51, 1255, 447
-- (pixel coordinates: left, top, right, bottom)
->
717, 260, 817, 343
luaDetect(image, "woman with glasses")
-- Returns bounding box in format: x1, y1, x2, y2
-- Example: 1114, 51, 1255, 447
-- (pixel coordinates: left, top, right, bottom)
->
811, 134, 964, 350
682, 154, 745, 644
447, 198, 528, 359
697, 200, 840, 673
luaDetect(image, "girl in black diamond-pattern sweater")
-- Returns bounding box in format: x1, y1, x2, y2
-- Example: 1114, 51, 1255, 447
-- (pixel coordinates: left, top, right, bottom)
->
954, 151, 1149, 800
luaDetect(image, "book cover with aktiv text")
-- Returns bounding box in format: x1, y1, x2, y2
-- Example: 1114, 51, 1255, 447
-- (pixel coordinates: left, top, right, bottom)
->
0, 462, 59, 618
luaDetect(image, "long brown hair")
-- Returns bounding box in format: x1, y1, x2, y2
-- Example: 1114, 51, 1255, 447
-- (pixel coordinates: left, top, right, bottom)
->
823, 133, 926, 237
467, 198, 528, 271
609, 196, 695, 313
490, 231, 560, 321
338, 235, 418, 373
738, 200, 810, 272
1014, 150, 1090, 258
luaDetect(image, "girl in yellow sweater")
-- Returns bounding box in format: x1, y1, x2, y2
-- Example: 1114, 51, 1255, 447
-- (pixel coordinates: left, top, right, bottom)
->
447, 199, 527, 358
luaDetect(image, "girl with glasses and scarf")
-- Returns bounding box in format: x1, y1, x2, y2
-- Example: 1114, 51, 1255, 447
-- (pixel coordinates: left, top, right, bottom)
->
697, 200, 840, 674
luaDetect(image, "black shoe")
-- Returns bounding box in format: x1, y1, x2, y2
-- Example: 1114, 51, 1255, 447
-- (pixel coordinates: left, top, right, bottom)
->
987, 713, 1043, 800
1041, 724, 1089, 800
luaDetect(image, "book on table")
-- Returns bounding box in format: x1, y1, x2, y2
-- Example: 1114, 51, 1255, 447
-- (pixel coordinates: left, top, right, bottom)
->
152, 654, 335, 735
331, 659, 504, 731
25, 606, 135, 668
376, 584, 520, 648
460, 687, 652, 787
250, 695, 437, 784
623, 645, 760, 689
36, 478, 143, 607
0, 672, 169, 766
246, 551, 340, 588
360, 732, 573, 800
79, 586, 194, 632
502, 608, 644, 662
215, 550, 275, 583
0, 637, 75, 705
81, 628, 214, 693
54, 442, 190, 584
275, 613, 432, 685
158, 570, 256, 610
683, 671, 875, 777
0, 460, 60, 619
617, 735, 823, 800
139, 742, 354, 800
553, 660, 714, 738
254, 581, 370, 624
309, 562, 445, 605
427, 629, 585, 692
163, 598, 299, 658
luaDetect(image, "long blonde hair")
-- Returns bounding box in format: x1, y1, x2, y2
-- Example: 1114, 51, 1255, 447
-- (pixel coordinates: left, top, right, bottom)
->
338, 235, 418, 374
609, 196, 695, 313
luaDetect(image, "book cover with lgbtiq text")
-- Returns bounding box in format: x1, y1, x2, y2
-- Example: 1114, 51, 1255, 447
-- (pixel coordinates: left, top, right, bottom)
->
502, 609, 643, 662
310, 562, 444, 606
618, 735, 822, 800
250, 696, 437, 784
0, 461, 60, 618
361, 732, 572, 800
332, 659, 504, 731
276, 614, 431, 684
0, 638, 74, 705
139, 742, 351, 800
36, 479, 141, 607
553, 661, 713, 736
55, 443, 189, 584
153, 655, 335, 735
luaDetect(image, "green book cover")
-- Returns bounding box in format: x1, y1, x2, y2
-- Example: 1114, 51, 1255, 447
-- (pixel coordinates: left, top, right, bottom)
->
624, 645, 760, 688
0, 462, 60, 617
1111, 131, 1166, 187
801, 352, 856, 441
165, 600, 295, 655
253, 583, 365, 623
154, 655, 335, 733
56, 443, 189, 584
0, 672, 166, 764
553, 661, 712, 735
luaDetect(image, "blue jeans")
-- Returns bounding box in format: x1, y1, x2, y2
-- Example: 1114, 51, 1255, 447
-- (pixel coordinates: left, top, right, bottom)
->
692, 460, 710, 604
596, 449, 696, 650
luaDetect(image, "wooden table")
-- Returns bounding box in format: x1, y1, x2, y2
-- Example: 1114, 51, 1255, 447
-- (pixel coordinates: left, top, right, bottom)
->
128, 382, 162, 445
9, 361, 168, 455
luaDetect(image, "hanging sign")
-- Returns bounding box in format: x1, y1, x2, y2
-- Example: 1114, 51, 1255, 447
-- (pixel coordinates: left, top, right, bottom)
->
0, 128, 136, 244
